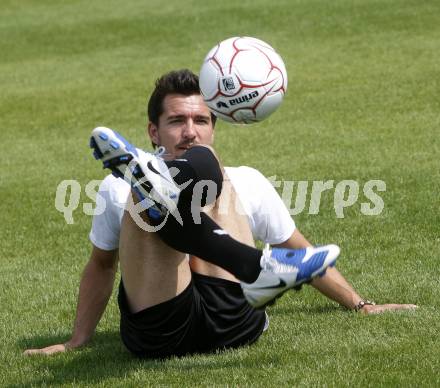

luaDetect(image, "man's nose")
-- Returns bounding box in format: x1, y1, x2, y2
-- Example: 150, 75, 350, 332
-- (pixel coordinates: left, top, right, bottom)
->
182, 120, 196, 138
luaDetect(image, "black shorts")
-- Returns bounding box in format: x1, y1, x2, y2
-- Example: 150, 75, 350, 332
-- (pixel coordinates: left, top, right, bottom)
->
118, 272, 267, 359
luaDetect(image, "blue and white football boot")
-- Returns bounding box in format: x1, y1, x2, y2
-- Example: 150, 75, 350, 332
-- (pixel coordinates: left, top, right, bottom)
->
90, 127, 181, 222
241, 244, 340, 308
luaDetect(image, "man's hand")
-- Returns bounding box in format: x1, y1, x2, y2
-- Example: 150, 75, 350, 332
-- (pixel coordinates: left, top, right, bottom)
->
359, 303, 418, 315
23, 343, 69, 356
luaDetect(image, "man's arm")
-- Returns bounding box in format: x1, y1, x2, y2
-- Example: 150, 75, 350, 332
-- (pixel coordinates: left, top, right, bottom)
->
24, 245, 118, 355
274, 229, 417, 314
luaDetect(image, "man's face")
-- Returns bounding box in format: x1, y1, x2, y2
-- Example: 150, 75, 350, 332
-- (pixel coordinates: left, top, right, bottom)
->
148, 94, 215, 159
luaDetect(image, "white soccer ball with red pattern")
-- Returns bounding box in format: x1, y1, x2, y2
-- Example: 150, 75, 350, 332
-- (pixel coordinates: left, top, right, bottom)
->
199, 36, 288, 124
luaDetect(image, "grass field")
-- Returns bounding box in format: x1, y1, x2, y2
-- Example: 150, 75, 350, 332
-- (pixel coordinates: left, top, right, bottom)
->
1, 0, 439, 386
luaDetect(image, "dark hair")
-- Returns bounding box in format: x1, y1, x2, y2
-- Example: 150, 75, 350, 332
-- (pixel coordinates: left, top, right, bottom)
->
147, 69, 217, 127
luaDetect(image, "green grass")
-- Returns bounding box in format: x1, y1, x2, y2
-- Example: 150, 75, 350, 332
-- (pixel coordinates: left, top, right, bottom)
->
1, 0, 439, 386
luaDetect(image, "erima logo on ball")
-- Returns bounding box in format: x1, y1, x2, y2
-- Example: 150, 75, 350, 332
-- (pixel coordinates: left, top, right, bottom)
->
222, 77, 235, 91
229, 91, 259, 106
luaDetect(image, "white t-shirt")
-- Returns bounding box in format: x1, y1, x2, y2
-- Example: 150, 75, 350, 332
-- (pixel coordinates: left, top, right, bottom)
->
89, 166, 295, 251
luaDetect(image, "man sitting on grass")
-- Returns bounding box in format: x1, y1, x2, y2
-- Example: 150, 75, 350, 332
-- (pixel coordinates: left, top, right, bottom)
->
25, 69, 416, 358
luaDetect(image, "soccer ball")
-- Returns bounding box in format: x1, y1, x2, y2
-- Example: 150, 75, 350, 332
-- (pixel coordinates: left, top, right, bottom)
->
199, 36, 288, 124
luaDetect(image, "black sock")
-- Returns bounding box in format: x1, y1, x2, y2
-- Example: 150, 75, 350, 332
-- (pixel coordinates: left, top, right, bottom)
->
148, 146, 262, 283
154, 207, 262, 283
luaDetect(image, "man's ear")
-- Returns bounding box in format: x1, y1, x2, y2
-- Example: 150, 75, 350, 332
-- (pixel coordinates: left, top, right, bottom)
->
148, 122, 159, 146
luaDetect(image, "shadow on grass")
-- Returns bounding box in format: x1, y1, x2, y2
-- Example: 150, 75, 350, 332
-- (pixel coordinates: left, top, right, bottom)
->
269, 304, 343, 316
15, 330, 279, 386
